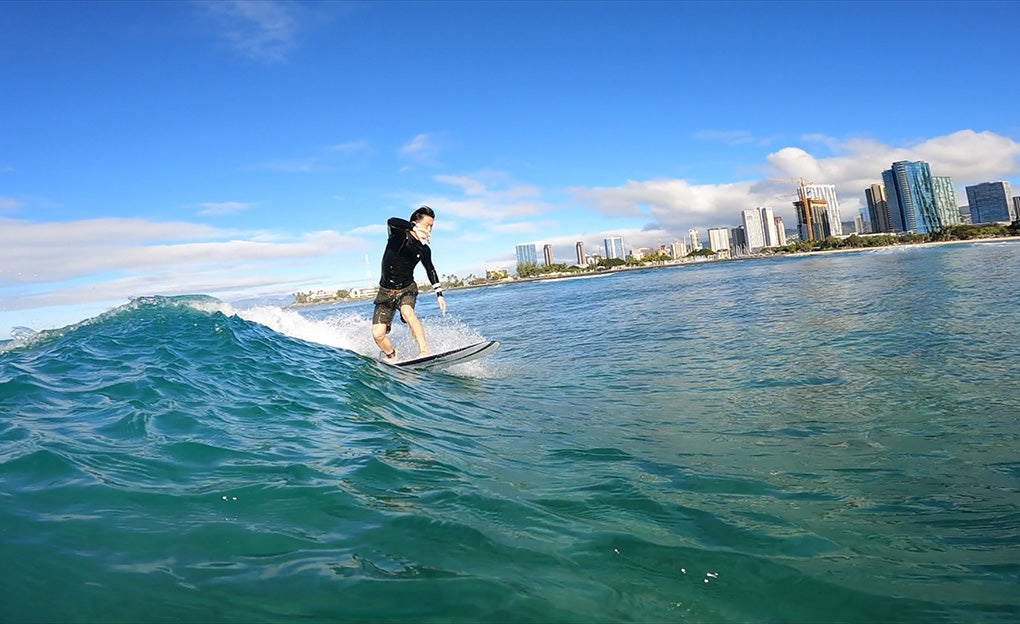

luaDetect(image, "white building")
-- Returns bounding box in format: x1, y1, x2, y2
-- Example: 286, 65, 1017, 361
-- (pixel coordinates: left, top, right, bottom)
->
707, 227, 730, 257
799, 184, 843, 236
741, 208, 767, 251
774, 216, 788, 246
759, 206, 780, 247
688, 228, 702, 251
670, 240, 688, 260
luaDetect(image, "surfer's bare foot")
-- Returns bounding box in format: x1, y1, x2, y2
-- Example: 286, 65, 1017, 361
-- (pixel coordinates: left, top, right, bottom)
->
417, 348, 431, 357
381, 349, 398, 362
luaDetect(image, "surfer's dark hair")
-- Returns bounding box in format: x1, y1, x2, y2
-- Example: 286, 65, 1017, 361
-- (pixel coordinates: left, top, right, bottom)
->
410, 206, 435, 223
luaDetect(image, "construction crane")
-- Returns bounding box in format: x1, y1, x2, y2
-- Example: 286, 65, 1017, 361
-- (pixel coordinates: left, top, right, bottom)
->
770, 177, 820, 241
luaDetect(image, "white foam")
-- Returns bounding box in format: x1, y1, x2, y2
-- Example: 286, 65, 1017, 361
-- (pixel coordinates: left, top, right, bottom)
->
195, 300, 505, 376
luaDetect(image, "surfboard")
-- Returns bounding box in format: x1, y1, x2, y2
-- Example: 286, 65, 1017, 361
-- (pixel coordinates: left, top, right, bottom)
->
393, 340, 499, 370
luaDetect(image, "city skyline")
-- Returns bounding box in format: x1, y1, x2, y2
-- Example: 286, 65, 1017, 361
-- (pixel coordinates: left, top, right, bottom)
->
3, 2, 1020, 336
518, 160, 1018, 266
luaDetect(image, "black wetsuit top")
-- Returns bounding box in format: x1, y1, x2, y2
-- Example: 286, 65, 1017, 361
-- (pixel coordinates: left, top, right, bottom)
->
379, 218, 440, 290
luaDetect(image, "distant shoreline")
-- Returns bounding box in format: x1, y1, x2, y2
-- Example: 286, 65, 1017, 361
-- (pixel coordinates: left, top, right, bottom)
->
288, 235, 1019, 307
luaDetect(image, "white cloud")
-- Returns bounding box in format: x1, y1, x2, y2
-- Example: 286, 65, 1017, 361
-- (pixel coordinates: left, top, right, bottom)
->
205, 0, 300, 62
425, 172, 550, 221
327, 139, 369, 153
199, 201, 254, 216
571, 129, 1020, 231
0, 196, 23, 213
399, 133, 442, 167
695, 129, 782, 147
0, 217, 372, 314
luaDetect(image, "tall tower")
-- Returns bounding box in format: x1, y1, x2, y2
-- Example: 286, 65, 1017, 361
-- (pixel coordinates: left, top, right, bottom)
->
688, 228, 702, 251
799, 185, 843, 236
575, 241, 586, 265
774, 216, 787, 246
932, 176, 961, 226
515, 243, 537, 266
604, 236, 624, 259
543, 244, 554, 266
759, 206, 780, 247
966, 181, 1013, 224
865, 183, 891, 233
882, 161, 940, 233
707, 227, 730, 256
741, 209, 766, 251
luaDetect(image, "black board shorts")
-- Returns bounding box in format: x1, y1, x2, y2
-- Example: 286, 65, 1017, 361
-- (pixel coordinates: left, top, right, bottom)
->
372, 283, 418, 330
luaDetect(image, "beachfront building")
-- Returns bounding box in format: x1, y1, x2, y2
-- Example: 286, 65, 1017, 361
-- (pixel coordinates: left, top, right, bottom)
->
604, 236, 625, 259
966, 181, 1014, 224
731, 226, 748, 255
883, 161, 940, 234
543, 244, 554, 266
631, 247, 654, 261
515, 243, 537, 266
575, 241, 586, 265
741, 209, 767, 251
799, 184, 843, 236
707, 227, 730, 257
760, 206, 781, 247
794, 197, 829, 241
932, 176, 961, 227
865, 183, 892, 233
1013, 196, 1020, 221
774, 216, 787, 245
688, 228, 702, 251
670, 240, 688, 260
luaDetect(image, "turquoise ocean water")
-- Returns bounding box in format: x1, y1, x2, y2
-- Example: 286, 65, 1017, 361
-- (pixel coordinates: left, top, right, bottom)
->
2, 241, 1019, 623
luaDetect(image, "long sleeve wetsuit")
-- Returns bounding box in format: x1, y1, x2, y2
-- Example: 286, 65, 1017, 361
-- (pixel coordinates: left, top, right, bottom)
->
379, 218, 440, 290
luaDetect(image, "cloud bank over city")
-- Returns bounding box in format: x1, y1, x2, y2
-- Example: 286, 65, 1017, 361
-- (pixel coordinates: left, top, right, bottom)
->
567, 130, 1020, 240
7, 128, 1016, 323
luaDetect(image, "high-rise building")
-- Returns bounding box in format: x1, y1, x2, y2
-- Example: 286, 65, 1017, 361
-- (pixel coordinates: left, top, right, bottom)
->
515, 243, 537, 266
865, 184, 892, 233
575, 241, 586, 265
688, 228, 702, 251
799, 185, 843, 236
670, 240, 688, 260
1012, 196, 1020, 221
932, 176, 961, 227
774, 216, 787, 245
966, 182, 1013, 224
883, 161, 940, 233
543, 244, 554, 266
604, 236, 625, 259
707, 227, 730, 257
731, 226, 747, 255
794, 197, 829, 241
741, 209, 766, 251
759, 206, 780, 247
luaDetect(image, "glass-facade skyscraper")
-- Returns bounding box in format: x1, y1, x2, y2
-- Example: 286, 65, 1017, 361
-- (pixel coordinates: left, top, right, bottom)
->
603, 236, 624, 259
882, 161, 940, 234
966, 181, 1013, 224
865, 183, 892, 233
932, 176, 961, 227
515, 243, 537, 266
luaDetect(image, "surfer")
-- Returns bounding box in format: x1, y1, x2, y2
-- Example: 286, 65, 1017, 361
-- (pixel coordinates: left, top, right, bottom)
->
372, 206, 447, 362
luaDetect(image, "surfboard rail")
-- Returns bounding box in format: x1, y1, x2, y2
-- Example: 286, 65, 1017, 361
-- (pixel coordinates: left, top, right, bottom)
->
393, 340, 499, 370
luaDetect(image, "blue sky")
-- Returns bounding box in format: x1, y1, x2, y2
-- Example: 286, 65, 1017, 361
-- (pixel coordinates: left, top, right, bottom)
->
3, 0, 1020, 336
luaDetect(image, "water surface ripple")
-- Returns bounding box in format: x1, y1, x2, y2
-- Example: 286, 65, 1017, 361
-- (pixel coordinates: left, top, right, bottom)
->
2, 242, 1018, 622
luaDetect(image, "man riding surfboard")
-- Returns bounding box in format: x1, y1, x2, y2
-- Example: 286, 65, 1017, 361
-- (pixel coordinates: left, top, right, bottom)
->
371, 206, 447, 362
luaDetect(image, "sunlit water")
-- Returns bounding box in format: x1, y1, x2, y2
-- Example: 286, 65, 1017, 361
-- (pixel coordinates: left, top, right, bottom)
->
2, 241, 1018, 622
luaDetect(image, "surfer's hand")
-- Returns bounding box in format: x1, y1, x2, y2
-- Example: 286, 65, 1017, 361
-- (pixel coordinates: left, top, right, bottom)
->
413, 224, 431, 244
